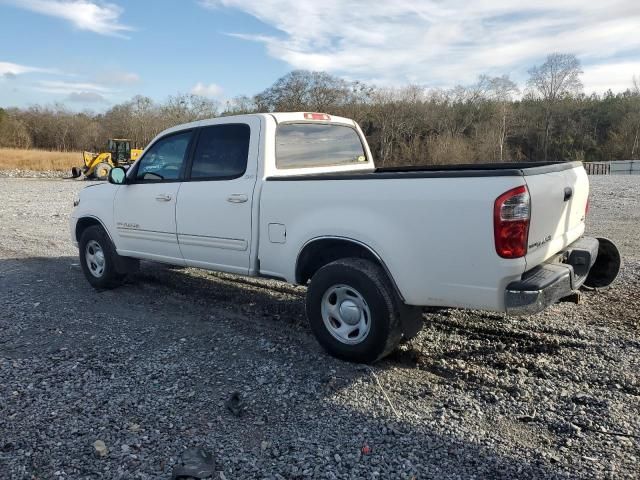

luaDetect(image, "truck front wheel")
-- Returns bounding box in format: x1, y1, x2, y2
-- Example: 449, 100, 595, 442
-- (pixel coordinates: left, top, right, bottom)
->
306, 258, 403, 363
79, 225, 125, 289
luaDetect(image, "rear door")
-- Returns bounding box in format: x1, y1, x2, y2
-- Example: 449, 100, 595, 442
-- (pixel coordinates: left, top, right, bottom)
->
175, 118, 260, 274
113, 130, 193, 264
524, 163, 589, 267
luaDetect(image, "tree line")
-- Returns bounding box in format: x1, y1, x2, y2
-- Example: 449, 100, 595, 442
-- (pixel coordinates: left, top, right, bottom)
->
1, 53, 638, 166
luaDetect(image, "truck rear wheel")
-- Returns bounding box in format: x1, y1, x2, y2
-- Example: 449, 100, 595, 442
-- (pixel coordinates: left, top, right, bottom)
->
306, 258, 403, 363
79, 225, 125, 290
93, 162, 112, 181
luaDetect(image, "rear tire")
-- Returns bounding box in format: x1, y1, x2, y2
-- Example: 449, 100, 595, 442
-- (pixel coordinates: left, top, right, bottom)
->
79, 225, 124, 290
93, 162, 112, 181
306, 258, 403, 363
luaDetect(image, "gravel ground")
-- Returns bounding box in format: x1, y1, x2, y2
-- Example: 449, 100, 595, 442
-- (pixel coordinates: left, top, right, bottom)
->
0, 169, 68, 179
0, 176, 638, 479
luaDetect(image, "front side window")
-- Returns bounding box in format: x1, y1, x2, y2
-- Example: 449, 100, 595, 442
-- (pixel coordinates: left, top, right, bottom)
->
135, 131, 192, 182
190, 124, 250, 179
276, 123, 367, 169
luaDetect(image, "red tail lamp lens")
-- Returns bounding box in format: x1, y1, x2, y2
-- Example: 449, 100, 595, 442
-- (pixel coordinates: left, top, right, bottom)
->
303, 113, 331, 121
494, 185, 530, 258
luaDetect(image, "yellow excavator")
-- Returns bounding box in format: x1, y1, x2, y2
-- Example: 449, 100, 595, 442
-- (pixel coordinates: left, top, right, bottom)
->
71, 139, 143, 180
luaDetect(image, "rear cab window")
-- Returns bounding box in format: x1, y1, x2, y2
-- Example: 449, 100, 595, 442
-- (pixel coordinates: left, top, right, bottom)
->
276, 123, 368, 170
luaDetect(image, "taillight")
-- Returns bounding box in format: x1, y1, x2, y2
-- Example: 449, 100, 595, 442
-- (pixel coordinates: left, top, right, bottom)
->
304, 112, 331, 121
494, 185, 530, 258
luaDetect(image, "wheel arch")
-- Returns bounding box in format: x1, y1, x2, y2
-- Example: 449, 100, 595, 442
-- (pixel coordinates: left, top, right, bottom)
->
295, 236, 405, 301
76, 216, 137, 275
75, 216, 114, 244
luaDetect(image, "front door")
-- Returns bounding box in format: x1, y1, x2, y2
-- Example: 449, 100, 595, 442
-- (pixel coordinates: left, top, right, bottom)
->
113, 130, 193, 264
176, 118, 260, 274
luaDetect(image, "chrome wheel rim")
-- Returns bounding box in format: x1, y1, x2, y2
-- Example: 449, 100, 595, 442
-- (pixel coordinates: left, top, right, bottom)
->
321, 284, 371, 345
85, 240, 106, 278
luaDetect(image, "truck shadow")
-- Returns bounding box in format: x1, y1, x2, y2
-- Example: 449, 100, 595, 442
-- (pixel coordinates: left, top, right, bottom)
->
0, 255, 572, 478
0, 254, 605, 374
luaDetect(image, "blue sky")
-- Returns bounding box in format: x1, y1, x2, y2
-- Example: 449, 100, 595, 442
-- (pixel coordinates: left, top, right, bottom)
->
1, 0, 639, 111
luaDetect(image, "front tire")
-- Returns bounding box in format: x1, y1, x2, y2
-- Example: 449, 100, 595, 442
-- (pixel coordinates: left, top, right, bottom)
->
306, 258, 403, 363
79, 225, 124, 289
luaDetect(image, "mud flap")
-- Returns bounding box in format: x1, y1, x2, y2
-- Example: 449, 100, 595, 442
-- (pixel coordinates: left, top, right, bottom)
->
584, 237, 621, 288
114, 255, 140, 275
400, 304, 423, 340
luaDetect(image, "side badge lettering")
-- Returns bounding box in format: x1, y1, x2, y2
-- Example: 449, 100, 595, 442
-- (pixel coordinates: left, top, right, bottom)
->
117, 222, 140, 229
529, 235, 552, 250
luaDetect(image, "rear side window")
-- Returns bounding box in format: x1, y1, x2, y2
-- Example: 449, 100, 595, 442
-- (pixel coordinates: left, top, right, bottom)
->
190, 124, 250, 179
276, 123, 367, 169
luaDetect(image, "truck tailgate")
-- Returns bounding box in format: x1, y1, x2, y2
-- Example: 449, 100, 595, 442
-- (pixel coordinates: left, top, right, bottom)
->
524, 163, 589, 268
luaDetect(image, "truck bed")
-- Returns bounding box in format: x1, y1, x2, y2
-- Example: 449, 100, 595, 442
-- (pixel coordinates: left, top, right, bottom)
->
260, 159, 588, 311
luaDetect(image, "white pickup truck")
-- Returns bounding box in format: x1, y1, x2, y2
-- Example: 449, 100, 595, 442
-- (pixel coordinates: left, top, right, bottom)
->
70, 112, 620, 362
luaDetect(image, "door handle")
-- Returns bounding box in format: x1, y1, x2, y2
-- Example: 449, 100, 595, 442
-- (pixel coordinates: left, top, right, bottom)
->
227, 194, 248, 203
155, 194, 172, 202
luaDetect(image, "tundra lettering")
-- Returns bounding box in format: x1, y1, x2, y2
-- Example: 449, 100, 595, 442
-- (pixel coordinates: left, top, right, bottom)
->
529, 235, 552, 250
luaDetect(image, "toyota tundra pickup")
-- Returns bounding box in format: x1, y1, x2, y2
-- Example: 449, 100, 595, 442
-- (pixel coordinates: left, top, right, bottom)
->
70, 112, 620, 363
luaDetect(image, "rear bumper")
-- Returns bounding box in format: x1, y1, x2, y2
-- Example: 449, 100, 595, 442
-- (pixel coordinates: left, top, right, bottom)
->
505, 236, 599, 315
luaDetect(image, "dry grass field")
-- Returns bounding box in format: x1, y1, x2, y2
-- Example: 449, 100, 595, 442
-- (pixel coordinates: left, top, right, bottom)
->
0, 148, 80, 171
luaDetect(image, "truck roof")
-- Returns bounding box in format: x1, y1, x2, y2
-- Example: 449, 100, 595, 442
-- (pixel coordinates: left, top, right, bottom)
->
269, 112, 356, 125
155, 112, 356, 139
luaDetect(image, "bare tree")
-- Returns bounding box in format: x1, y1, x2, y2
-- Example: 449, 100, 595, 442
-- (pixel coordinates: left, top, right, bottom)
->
527, 53, 583, 160
2, 62, 638, 166
255, 70, 352, 112
0, 110, 31, 148
478, 75, 519, 161
625, 76, 640, 158
368, 87, 425, 166
162, 93, 219, 126
222, 95, 258, 115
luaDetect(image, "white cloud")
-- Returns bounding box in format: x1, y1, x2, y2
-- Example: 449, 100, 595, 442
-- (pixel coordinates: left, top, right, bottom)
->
202, 0, 640, 92
4, 0, 132, 37
66, 91, 107, 102
34, 79, 118, 103
0, 61, 57, 77
114, 71, 139, 84
99, 71, 140, 85
582, 62, 640, 94
36, 80, 114, 94
191, 82, 223, 98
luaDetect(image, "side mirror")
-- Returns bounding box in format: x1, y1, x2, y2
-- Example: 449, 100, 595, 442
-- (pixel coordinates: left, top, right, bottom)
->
108, 167, 127, 185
